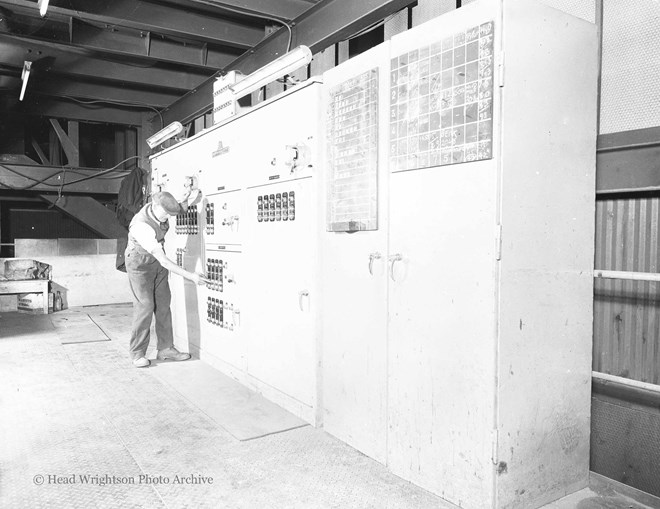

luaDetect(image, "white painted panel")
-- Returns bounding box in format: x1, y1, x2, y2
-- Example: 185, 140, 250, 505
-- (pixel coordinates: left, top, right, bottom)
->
538, 0, 595, 22
199, 121, 246, 194
321, 43, 391, 463
386, 4, 499, 505
388, 162, 498, 508
237, 82, 322, 188
196, 247, 245, 372
203, 191, 244, 246
243, 178, 316, 409
494, 2, 598, 507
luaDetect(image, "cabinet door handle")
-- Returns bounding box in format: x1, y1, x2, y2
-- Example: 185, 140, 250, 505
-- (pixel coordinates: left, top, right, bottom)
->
389, 254, 402, 281
368, 252, 382, 276
299, 290, 309, 311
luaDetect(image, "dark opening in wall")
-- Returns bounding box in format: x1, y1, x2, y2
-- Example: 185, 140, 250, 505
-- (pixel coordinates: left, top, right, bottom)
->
348, 25, 385, 58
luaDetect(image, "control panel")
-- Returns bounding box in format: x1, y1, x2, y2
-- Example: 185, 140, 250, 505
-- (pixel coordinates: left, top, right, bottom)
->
150, 79, 322, 425
207, 296, 223, 326
257, 191, 296, 223
205, 257, 224, 292
203, 193, 242, 245
206, 297, 239, 331
176, 205, 199, 234
205, 203, 215, 234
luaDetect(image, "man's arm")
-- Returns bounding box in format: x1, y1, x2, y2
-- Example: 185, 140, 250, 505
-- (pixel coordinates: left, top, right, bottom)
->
129, 222, 207, 285
150, 246, 207, 285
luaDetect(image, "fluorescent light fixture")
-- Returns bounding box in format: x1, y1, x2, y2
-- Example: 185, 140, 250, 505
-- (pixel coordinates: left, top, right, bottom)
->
38, 0, 49, 17
147, 121, 184, 149
230, 45, 312, 99
19, 61, 32, 102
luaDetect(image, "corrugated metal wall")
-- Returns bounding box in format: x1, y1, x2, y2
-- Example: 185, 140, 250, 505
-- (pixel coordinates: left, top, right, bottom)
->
594, 196, 660, 384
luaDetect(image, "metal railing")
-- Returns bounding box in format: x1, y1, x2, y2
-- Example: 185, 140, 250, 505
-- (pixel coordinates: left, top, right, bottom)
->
593, 269, 660, 396
594, 269, 660, 283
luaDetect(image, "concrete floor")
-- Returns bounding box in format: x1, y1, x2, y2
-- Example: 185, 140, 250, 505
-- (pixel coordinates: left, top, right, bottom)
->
1, 304, 659, 509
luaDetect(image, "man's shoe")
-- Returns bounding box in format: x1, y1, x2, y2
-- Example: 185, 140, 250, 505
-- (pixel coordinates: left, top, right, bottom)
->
133, 357, 150, 368
157, 347, 191, 362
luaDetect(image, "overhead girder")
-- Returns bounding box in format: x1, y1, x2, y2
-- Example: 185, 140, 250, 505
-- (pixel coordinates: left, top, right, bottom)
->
159, 0, 413, 126
1, 0, 266, 49
0, 9, 242, 70
0, 34, 214, 91
72, 22, 242, 69
174, 0, 319, 22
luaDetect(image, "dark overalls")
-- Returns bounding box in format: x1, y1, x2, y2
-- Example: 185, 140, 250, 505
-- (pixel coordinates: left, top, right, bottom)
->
125, 204, 175, 360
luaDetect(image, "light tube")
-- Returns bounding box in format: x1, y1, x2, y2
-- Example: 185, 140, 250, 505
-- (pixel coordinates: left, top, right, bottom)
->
38, 0, 49, 17
230, 45, 312, 99
146, 121, 184, 149
19, 61, 31, 101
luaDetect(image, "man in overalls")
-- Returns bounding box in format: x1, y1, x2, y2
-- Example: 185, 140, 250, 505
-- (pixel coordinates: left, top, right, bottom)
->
125, 191, 207, 368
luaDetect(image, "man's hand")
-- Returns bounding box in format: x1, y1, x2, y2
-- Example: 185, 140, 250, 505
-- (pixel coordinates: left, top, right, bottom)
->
189, 272, 210, 286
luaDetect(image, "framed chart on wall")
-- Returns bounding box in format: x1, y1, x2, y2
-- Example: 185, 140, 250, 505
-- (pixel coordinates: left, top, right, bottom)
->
326, 69, 379, 232
389, 21, 495, 172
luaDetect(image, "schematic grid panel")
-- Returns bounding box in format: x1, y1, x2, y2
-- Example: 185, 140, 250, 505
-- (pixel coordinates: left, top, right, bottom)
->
389, 21, 495, 171
326, 69, 379, 232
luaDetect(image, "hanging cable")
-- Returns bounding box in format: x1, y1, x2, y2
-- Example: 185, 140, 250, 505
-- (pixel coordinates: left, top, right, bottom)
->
0, 156, 138, 191
191, 0, 294, 53
347, 13, 396, 41
63, 97, 164, 129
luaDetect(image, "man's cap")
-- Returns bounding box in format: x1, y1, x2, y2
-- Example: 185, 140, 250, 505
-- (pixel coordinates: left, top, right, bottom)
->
152, 191, 185, 215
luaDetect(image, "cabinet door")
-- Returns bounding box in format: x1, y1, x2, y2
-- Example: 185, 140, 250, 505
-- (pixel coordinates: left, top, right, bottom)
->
242, 178, 319, 421
387, 162, 497, 505
321, 43, 391, 463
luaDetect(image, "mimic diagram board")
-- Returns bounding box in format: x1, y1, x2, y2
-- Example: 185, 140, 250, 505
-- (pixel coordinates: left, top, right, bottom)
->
326, 69, 379, 232
389, 21, 495, 171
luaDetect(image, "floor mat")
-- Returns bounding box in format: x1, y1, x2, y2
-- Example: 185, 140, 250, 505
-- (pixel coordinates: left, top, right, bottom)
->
50, 310, 110, 344
152, 359, 308, 441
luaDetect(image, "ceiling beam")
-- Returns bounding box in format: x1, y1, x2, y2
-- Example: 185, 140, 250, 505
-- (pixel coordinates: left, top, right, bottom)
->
2, 0, 265, 49
179, 0, 319, 21
20, 98, 144, 126
158, 0, 411, 125
23, 75, 181, 108
0, 9, 241, 70
72, 22, 241, 69
0, 34, 213, 90
0, 164, 122, 194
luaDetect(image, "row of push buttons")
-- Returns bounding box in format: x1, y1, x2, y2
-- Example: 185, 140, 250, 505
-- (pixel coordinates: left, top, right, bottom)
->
206, 258, 224, 291
176, 205, 198, 234
257, 191, 295, 222
205, 203, 215, 234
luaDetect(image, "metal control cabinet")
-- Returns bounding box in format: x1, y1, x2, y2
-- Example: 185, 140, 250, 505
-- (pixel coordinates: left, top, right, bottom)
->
150, 80, 323, 425
238, 81, 323, 424
321, 1, 598, 508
